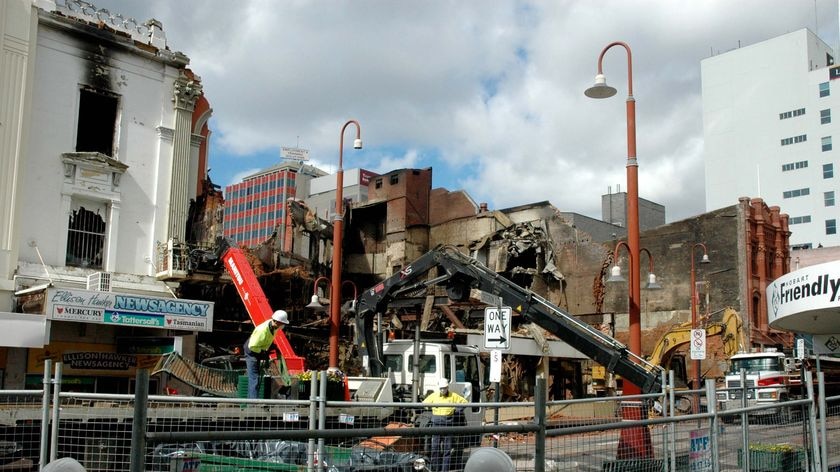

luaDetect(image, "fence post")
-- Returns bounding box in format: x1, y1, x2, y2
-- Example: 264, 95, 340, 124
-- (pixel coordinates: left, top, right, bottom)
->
39, 359, 52, 471
663, 370, 673, 472
818, 371, 827, 472
534, 376, 545, 472
129, 368, 149, 472
49, 362, 62, 463
705, 379, 719, 472
739, 368, 749, 472
805, 370, 822, 472
307, 374, 317, 472
317, 371, 327, 472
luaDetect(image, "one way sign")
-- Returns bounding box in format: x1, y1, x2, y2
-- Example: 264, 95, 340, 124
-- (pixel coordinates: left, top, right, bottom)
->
484, 307, 511, 351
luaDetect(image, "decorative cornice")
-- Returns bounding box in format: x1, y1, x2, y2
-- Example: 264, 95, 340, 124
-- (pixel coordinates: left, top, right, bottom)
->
61, 152, 129, 173
173, 74, 202, 111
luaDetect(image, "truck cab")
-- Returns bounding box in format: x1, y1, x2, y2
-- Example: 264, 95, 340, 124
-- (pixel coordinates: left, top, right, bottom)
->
382, 340, 484, 405
717, 348, 796, 419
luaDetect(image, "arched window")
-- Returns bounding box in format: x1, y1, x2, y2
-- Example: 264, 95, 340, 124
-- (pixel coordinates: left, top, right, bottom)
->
66, 206, 106, 269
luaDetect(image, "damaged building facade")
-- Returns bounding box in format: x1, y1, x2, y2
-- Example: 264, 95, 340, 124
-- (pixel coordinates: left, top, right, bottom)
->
0, 0, 213, 392
286, 165, 792, 399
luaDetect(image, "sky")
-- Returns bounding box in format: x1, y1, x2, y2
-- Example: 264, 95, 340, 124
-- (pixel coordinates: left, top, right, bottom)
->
93, 0, 840, 223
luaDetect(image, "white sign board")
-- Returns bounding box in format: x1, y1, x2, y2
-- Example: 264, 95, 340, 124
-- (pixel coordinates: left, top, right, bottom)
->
484, 307, 511, 351
281, 147, 310, 161
689, 430, 712, 472
489, 349, 502, 383
796, 338, 806, 359
813, 334, 840, 355
46, 288, 214, 332
767, 260, 840, 334
690, 329, 706, 360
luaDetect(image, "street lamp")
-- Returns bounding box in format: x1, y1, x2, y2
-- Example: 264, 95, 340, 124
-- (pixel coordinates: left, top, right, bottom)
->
586, 41, 650, 461
585, 41, 641, 390
690, 243, 710, 391
306, 276, 332, 313
329, 120, 362, 370
307, 277, 359, 314
607, 244, 662, 291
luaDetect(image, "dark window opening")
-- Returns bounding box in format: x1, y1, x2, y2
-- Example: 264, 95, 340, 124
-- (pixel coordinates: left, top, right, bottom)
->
390, 174, 399, 185
76, 88, 118, 156
66, 206, 106, 269
375, 179, 383, 189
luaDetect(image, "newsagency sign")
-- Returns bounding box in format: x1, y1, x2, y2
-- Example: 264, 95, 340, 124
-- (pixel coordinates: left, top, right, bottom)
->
46, 288, 214, 332
767, 260, 840, 334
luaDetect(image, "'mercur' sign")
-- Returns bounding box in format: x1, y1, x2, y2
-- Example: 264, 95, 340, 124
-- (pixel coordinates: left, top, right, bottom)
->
484, 306, 511, 351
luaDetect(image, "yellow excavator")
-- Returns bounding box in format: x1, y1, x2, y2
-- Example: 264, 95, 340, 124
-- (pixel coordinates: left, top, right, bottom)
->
590, 307, 746, 410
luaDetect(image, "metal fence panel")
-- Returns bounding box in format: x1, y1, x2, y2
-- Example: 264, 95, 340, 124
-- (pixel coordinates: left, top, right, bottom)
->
1, 366, 833, 471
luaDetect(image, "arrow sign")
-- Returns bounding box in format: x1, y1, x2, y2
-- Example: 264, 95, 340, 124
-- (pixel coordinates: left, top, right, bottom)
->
484, 307, 511, 351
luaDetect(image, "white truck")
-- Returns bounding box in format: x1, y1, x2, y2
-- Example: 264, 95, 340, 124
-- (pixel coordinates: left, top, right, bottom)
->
716, 348, 800, 422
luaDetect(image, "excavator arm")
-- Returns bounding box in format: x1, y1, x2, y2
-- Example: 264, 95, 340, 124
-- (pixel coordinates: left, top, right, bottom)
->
356, 245, 664, 393
646, 307, 745, 378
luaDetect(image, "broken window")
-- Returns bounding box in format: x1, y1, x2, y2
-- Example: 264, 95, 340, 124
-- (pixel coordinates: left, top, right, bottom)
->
66, 205, 106, 269
76, 87, 118, 156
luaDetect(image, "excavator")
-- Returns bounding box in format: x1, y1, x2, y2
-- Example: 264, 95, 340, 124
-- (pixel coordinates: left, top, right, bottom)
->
591, 307, 746, 411
356, 245, 664, 394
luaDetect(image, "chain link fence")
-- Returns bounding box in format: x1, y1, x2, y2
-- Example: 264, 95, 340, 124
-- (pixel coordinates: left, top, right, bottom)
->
4, 364, 840, 471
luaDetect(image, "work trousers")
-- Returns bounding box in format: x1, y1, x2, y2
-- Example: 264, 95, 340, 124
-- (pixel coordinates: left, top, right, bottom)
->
430, 414, 455, 472
243, 342, 266, 399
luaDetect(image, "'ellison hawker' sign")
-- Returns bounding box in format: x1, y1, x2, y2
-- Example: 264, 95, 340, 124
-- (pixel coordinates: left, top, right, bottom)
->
46, 288, 214, 332
767, 260, 840, 334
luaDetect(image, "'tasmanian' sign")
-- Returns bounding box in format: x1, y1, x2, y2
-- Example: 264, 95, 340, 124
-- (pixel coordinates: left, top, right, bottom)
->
767, 260, 840, 334
46, 288, 214, 332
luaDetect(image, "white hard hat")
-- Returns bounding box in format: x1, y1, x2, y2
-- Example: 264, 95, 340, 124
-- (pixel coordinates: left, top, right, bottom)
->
438, 378, 450, 389
43, 458, 88, 472
271, 310, 289, 324
464, 448, 514, 472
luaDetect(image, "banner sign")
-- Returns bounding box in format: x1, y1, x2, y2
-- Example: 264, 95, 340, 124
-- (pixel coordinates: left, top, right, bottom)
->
46, 288, 214, 332
767, 260, 840, 334
27, 341, 159, 376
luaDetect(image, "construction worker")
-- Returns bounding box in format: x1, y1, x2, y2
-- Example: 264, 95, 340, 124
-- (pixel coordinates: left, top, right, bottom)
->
244, 310, 288, 399
423, 378, 468, 472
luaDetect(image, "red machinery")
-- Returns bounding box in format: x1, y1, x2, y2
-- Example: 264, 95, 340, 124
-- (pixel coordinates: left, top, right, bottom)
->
220, 240, 305, 374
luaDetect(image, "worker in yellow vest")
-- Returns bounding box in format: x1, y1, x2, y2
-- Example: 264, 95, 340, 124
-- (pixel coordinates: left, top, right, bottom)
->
244, 310, 288, 399
423, 378, 467, 472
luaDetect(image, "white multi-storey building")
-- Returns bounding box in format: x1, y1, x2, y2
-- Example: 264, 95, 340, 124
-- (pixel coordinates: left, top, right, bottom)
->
702, 29, 839, 248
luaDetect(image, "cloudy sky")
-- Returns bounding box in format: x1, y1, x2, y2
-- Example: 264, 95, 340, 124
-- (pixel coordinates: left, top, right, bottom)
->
94, 0, 839, 222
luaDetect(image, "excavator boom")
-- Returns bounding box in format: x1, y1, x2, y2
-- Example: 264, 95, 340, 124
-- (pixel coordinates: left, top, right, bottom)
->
357, 246, 663, 393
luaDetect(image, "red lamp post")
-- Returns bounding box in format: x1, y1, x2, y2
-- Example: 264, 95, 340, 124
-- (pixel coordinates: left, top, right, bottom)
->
586, 41, 640, 390
587, 41, 650, 460
329, 120, 362, 370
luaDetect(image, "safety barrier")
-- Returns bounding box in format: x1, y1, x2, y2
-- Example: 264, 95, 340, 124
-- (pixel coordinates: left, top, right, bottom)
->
3, 364, 840, 471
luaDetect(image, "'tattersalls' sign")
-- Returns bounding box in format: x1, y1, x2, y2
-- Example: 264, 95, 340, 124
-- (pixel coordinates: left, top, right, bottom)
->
767, 260, 840, 334
46, 288, 214, 332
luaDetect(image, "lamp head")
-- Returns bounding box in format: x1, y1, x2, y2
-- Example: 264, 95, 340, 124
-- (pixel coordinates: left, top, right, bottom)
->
353, 138, 363, 149
584, 74, 617, 99
306, 294, 326, 312
606, 265, 626, 283
700, 254, 710, 264
646, 273, 662, 290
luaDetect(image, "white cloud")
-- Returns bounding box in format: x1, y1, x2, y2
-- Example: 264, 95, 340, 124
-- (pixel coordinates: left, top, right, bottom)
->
92, 0, 840, 221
